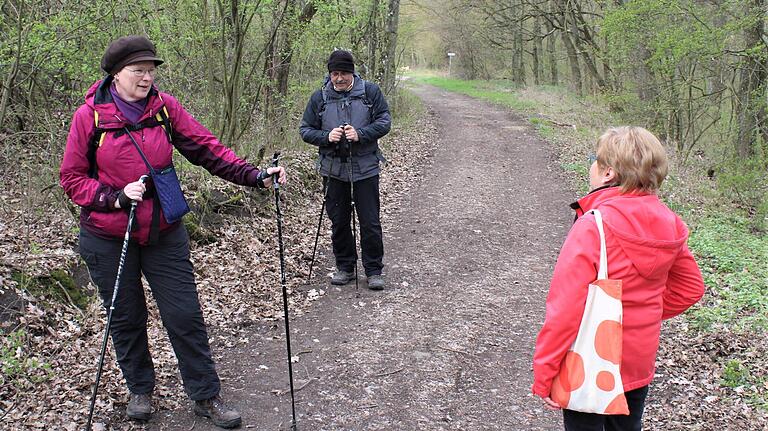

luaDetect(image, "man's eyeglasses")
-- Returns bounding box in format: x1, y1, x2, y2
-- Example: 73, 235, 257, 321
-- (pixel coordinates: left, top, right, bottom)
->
124, 67, 157, 78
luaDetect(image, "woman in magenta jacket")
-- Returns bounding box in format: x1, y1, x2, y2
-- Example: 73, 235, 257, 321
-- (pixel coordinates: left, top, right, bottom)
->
60, 36, 286, 429
532, 126, 705, 430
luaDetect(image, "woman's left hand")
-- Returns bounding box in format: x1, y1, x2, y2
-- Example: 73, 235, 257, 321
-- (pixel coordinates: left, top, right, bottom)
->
540, 396, 561, 411
262, 166, 287, 187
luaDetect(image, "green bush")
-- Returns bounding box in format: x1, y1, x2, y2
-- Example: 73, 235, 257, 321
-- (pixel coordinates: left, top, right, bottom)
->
716, 157, 768, 233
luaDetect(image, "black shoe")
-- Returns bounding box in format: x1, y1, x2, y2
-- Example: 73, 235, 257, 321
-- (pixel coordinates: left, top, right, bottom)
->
126, 392, 152, 421
194, 395, 242, 429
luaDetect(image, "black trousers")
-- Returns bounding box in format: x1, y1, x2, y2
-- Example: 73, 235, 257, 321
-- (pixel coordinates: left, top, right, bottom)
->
563, 386, 649, 431
325, 175, 384, 276
79, 225, 220, 401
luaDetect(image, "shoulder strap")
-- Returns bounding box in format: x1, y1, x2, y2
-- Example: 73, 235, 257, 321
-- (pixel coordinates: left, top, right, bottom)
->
156, 93, 173, 144
123, 127, 156, 174
363, 80, 374, 106
590, 209, 608, 280
87, 110, 107, 179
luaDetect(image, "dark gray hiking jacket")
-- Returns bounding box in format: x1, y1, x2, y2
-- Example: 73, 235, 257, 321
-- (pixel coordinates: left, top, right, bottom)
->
299, 75, 391, 181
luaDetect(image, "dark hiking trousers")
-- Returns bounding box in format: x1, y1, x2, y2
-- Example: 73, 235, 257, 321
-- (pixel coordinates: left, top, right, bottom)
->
325, 175, 384, 276
79, 225, 220, 400
563, 385, 649, 431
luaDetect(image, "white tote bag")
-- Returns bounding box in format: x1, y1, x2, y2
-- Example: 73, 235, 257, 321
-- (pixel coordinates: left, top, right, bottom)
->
550, 209, 629, 415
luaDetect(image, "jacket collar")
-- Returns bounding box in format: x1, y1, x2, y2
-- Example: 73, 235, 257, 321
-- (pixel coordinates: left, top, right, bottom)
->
569, 185, 650, 219
86, 77, 164, 127
323, 73, 365, 99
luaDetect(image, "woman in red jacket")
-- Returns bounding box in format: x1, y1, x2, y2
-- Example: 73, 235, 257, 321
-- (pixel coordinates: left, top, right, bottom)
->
532, 126, 704, 430
60, 36, 286, 429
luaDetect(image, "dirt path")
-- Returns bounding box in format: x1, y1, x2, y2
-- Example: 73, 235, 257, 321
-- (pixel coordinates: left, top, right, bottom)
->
152, 84, 575, 430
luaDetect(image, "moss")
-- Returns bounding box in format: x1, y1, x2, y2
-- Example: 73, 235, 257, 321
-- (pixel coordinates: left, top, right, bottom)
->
11, 269, 90, 310
184, 215, 218, 245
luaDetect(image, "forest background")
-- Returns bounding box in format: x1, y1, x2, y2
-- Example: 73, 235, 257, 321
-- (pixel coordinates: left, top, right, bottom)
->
0, 0, 766, 429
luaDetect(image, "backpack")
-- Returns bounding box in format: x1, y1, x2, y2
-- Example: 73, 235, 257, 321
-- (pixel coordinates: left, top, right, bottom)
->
86, 96, 173, 179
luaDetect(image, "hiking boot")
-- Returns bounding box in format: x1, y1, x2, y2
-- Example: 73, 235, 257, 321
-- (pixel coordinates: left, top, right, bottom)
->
331, 270, 354, 285
126, 392, 152, 421
367, 274, 385, 290
194, 395, 242, 429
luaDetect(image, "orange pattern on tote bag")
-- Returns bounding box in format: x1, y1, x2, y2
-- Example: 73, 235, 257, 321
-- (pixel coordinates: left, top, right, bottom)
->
550, 209, 630, 415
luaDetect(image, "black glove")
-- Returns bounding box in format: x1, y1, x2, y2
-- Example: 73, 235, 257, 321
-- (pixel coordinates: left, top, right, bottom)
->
117, 190, 132, 209
256, 169, 271, 188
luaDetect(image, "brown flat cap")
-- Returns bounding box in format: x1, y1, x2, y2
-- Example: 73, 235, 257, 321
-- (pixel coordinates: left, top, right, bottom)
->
101, 35, 164, 75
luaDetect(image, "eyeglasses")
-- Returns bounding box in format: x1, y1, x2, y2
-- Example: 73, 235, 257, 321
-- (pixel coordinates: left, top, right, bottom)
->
588, 154, 599, 165
124, 67, 157, 78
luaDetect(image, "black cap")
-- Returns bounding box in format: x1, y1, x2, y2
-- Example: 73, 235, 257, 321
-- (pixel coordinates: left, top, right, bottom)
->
327, 50, 355, 73
101, 35, 164, 75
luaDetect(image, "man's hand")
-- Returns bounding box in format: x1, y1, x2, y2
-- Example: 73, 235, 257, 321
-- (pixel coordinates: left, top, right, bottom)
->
328, 127, 344, 143
343, 124, 359, 142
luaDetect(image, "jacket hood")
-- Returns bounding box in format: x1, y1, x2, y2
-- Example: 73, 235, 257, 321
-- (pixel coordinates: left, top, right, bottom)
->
573, 187, 689, 280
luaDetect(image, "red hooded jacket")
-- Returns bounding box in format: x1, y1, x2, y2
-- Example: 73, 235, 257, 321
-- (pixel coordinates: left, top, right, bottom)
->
532, 186, 704, 398
60, 78, 264, 245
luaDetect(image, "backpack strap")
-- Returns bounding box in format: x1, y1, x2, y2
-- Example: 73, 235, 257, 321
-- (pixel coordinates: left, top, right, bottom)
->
318, 79, 375, 123
87, 110, 108, 179
362, 80, 373, 107
156, 93, 173, 144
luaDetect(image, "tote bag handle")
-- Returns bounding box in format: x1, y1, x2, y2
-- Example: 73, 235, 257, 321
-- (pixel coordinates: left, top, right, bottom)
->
592, 209, 608, 280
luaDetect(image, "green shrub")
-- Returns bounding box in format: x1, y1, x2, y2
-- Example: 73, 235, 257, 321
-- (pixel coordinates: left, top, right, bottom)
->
1, 330, 53, 387
687, 215, 768, 331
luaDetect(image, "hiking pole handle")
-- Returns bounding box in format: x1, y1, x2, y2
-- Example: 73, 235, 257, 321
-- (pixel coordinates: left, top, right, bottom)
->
271, 152, 281, 191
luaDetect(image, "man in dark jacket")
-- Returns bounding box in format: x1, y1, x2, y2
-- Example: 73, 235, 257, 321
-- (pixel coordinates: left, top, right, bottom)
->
299, 50, 392, 290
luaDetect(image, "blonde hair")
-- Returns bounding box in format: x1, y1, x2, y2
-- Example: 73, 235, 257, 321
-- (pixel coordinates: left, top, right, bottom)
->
596, 126, 669, 193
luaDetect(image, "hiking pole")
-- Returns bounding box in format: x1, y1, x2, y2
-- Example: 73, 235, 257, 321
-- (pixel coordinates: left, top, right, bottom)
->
307, 156, 335, 283
270, 152, 298, 430
342, 124, 360, 294
85, 175, 148, 431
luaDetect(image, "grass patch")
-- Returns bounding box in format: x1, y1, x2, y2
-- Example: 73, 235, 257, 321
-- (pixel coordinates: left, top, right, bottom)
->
687, 214, 768, 332
410, 75, 537, 112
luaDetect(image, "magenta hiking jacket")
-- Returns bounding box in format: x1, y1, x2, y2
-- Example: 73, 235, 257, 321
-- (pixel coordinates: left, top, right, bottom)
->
60, 78, 264, 245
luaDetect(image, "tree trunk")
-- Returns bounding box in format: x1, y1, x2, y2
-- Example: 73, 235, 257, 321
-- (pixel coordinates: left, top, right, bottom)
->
533, 13, 542, 86
515, 0, 525, 85
367, 0, 381, 80
381, 0, 400, 94
0, 7, 23, 132
546, 1, 558, 85
735, 0, 766, 158
560, 20, 582, 95
567, 6, 606, 92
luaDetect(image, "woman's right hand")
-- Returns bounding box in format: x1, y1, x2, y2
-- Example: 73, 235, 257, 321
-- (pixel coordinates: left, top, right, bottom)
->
115, 178, 147, 208
540, 395, 561, 411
